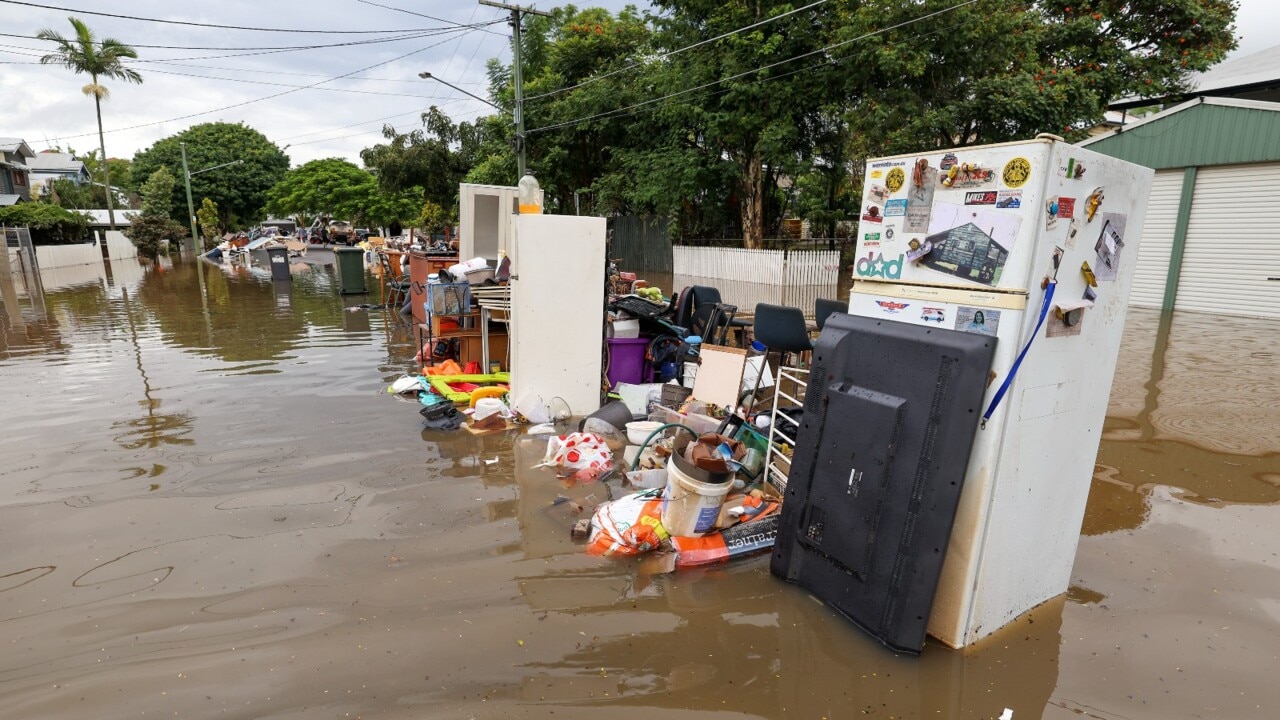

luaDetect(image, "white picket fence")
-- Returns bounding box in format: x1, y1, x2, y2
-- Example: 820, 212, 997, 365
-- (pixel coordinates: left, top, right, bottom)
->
672, 246, 840, 317
673, 246, 785, 282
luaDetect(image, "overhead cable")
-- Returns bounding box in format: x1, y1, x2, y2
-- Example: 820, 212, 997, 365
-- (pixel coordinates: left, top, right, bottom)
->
52, 31, 480, 141
525, 0, 829, 102
529, 0, 982, 134
0, 0, 489, 34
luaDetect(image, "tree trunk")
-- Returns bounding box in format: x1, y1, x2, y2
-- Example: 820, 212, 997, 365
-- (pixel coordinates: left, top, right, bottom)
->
739, 149, 764, 249
93, 86, 117, 231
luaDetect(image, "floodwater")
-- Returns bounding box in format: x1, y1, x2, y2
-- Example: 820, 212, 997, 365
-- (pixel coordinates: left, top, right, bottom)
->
1, 254, 1277, 719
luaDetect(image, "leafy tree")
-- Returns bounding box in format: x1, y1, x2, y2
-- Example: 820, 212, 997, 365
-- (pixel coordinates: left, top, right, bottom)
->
196, 197, 221, 246
131, 122, 289, 229
418, 200, 449, 235
36, 16, 142, 231
841, 0, 1238, 151
361, 107, 488, 215
125, 214, 185, 259
138, 167, 177, 219
0, 203, 91, 244
264, 158, 421, 231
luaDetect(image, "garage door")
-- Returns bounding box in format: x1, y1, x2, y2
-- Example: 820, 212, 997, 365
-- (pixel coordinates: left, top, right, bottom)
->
1177, 163, 1280, 319
1127, 170, 1183, 308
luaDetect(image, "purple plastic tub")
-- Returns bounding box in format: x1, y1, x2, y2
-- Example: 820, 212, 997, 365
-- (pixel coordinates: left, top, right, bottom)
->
606, 337, 650, 388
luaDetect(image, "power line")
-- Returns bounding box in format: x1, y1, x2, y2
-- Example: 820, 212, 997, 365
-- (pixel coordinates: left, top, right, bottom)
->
356, 0, 509, 38
53, 30, 482, 141
524, 14, 981, 140
277, 110, 426, 142
0, 26, 495, 52
141, 66, 475, 102
525, 0, 829, 102
529, 0, 983, 134
0, 0, 483, 34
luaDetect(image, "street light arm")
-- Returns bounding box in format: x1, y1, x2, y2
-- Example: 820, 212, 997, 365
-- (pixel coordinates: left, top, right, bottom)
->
419, 71, 500, 110
189, 159, 245, 178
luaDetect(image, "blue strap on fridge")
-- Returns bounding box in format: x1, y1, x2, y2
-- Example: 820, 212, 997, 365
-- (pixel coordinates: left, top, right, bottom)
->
981, 281, 1056, 428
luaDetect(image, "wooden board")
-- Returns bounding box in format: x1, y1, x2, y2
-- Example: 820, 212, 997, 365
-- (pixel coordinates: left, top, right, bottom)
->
691, 344, 748, 409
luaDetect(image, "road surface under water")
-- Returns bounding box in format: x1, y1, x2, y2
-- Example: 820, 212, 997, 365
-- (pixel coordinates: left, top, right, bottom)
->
0, 254, 1277, 719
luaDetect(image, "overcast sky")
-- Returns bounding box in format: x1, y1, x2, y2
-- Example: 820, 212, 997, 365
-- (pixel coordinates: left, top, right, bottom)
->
2, 0, 1276, 169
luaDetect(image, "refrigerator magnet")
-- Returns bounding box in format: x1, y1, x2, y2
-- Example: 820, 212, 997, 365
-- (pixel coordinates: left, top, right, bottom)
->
1064, 217, 1081, 250
1045, 198, 1060, 230
906, 238, 934, 263
1080, 261, 1098, 288
1086, 187, 1105, 222
1046, 305, 1086, 337
1083, 286, 1098, 303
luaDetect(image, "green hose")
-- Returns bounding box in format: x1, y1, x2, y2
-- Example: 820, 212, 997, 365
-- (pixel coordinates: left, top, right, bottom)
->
629, 423, 699, 471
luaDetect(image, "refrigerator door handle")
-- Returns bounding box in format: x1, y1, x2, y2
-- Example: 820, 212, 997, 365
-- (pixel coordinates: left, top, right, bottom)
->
980, 281, 1057, 429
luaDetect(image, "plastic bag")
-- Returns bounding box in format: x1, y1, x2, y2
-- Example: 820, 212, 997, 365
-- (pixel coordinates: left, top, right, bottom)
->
587, 488, 670, 556
537, 432, 613, 482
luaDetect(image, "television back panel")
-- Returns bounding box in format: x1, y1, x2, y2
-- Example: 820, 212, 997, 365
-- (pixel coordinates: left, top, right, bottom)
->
771, 314, 996, 653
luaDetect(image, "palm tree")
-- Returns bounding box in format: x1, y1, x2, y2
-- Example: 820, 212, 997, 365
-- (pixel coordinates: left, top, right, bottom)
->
37, 17, 142, 231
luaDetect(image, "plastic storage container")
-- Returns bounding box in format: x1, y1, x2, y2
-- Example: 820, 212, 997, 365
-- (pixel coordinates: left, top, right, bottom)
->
607, 337, 649, 388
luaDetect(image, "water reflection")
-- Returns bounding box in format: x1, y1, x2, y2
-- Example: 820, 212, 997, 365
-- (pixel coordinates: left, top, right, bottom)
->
1089, 309, 1280, 535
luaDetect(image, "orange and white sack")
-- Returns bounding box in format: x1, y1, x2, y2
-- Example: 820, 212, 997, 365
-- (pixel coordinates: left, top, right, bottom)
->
586, 489, 670, 556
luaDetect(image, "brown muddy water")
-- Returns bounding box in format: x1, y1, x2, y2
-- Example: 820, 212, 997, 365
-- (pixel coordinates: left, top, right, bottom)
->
1, 254, 1277, 719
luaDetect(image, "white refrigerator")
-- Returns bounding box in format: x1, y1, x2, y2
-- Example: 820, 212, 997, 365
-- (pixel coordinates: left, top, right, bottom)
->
848, 136, 1153, 647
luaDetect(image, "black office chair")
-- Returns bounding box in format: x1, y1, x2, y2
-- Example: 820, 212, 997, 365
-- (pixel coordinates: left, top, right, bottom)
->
675, 285, 751, 347
743, 303, 813, 413
815, 297, 848, 332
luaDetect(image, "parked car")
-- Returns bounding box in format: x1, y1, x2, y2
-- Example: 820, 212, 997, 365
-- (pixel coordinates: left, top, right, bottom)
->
327, 220, 354, 245
355, 228, 371, 243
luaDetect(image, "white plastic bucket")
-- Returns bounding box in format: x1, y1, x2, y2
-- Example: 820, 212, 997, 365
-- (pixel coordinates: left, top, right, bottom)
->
661, 460, 732, 537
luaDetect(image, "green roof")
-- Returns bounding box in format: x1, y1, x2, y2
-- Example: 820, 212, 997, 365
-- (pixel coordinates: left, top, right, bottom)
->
1080, 98, 1280, 169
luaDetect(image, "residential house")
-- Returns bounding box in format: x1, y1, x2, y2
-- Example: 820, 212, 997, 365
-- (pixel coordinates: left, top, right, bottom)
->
27, 151, 91, 197
0, 137, 35, 206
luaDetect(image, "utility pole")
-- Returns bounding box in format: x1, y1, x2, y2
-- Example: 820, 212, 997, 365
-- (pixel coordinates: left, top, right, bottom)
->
180, 142, 198, 251
479, 0, 552, 179
181, 143, 243, 252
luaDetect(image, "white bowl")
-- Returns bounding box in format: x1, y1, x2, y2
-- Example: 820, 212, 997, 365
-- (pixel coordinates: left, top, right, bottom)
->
625, 420, 664, 446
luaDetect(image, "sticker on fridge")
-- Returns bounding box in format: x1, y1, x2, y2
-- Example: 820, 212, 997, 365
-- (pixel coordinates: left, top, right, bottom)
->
1056, 197, 1076, 219
1002, 157, 1032, 188
855, 252, 904, 280
940, 162, 996, 190
921, 306, 946, 324
964, 190, 998, 206
1057, 158, 1086, 180
884, 198, 907, 217
861, 205, 884, 223
885, 166, 906, 194
954, 306, 1000, 337
1092, 213, 1127, 281
923, 203, 1023, 287
996, 190, 1022, 209
868, 185, 890, 204
905, 161, 937, 233
875, 300, 910, 315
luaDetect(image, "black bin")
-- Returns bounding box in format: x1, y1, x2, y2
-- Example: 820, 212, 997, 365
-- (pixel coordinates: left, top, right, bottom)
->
266, 246, 291, 281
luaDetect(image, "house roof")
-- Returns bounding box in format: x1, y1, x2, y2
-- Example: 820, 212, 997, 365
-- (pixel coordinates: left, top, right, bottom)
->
27, 152, 87, 174
0, 194, 23, 206
82, 209, 133, 226
1111, 44, 1280, 109
1080, 97, 1280, 168
0, 138, 35, 159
